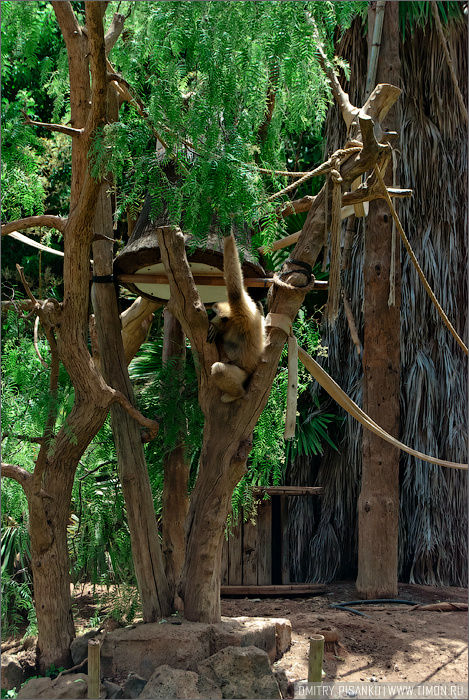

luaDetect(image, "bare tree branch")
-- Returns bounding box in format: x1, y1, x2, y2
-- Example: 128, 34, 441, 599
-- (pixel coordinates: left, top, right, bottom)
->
110, 389, 159, 441
1, 463, 33, 494
2, 435, 44, 444
105, 12, 126, 53
2, 216, 67, 237
21, 110, 83, 137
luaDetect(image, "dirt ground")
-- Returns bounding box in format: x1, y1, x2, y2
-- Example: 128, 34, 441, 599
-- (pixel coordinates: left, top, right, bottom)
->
3, 581, 467, 691
221, 582, 468, 685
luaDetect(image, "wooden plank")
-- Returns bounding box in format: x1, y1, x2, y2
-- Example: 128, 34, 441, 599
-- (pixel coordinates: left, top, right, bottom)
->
228, 523, 243, 585
280, 496, 290, 584
257, 500, 272, 585
242, 512, 258, 585
221, 584, 327, 597
252, 486, 324, 496
118, 273, 328, 290
221, 534, 229, 586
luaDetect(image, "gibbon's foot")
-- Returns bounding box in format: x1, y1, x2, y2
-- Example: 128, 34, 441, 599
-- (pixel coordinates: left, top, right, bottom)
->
221, 392, 241, 403
211, 361, 247, 400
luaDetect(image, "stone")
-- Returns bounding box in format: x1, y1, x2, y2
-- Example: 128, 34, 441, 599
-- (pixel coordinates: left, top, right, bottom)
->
121, 672, 147, 698
139, 665, 222, 699
103, 679, 123, 698
214, 617, 291, 662
101, 622, 211, 678
273, 668, 289, 699
99, 617, 291, 681
198, 645, 281, 699
273, 619, 292, 659
70, 628, 100, 665
16, 673, 88, 699
1, 654, 24, 691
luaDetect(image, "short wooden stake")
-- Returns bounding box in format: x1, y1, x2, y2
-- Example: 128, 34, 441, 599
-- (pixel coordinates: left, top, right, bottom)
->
308, 634, 325, 682
87, 638, 101, 699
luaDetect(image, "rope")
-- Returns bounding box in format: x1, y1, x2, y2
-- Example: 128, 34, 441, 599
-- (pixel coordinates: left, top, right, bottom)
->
326, 157, 343, 322
374, 166, 468, 356
265, 313, 298, 440
266, 313, 468, 471
388, 149, 398, 307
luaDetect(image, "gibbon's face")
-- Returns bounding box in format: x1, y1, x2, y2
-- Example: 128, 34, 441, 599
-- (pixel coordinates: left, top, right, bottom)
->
210, 302, 231, 330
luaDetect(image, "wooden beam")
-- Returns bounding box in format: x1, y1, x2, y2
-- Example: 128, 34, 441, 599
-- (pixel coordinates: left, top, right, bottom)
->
221, 584, 327, 596
253, 486, 324, 496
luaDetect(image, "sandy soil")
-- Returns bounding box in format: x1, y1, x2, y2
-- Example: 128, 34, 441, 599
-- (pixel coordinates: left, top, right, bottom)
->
221, 582, 468, 685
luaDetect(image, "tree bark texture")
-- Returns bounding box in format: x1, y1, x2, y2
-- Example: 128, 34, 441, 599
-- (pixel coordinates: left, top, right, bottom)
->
161, 310, 190, 606
356, 1, 401, 598
92, 173, 171, 620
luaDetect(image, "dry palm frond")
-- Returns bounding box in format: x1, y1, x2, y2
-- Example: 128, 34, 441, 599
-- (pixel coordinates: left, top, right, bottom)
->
289, 14, 467, 587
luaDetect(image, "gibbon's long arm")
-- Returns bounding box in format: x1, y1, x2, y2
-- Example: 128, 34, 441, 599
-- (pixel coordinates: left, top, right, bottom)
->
223, 234, 248, 308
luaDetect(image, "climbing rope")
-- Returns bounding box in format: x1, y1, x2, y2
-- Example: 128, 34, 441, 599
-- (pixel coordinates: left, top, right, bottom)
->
266, 312, 468, 471
374, 165, 468, 356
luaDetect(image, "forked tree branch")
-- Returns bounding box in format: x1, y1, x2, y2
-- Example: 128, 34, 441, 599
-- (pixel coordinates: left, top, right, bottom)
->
2, 216, 67, 237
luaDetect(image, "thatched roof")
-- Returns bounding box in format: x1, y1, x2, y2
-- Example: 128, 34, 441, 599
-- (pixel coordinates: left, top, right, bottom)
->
114, 193, 266, 302
289, 12, 467, 587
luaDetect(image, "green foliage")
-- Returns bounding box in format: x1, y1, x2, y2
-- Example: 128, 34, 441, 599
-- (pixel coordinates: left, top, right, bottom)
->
399, 1, 465, 38
92, 1, 364, 241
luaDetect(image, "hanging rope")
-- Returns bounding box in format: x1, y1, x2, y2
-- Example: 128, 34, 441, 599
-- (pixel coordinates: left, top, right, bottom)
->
388, 148, 399, 307
266, 313, 467, 471
326, 156, 343, 323
374, 165, 468, 355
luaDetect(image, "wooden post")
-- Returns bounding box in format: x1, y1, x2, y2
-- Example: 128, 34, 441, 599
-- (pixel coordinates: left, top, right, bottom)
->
356, 0, 401, 599
308, 634, 325, 682
87, 639, 100, 699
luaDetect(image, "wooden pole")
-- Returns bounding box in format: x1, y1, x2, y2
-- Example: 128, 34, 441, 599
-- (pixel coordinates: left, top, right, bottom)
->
308, 634, 325, 682
87, 639, 100, 699
117, 273, 328, 290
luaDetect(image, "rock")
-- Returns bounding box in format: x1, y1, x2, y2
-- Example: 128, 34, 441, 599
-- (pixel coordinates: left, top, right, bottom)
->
1, 654, 24, 691
213, 617, 291, 662
198, 645, 281, 699
273, 668, 289, 699
273, 619, 292, 658
70, 628, 100, 665
100, 617, 290, 680
16, 673, 88, 699
103, 679, 123, 698
140, 665, 222, 699
122, 672, 148, 698
101, 622, 211, 678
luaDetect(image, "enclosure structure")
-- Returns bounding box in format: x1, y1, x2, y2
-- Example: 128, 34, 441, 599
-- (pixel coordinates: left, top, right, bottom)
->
221, 487, 323, 588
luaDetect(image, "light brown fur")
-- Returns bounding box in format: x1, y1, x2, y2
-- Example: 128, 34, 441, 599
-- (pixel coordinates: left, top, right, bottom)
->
209, 234, 265, 402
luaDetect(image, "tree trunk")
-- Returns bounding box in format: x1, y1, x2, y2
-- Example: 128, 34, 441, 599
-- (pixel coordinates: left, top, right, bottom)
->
92, 182, 171, 620
356, 0, 401, 598
182, 418, 252, 622
161, 309, 189, 606
30, 401, 109, 672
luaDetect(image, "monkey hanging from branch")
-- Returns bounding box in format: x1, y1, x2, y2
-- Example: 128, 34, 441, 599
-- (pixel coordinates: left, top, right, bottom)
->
207, 233, 266, 402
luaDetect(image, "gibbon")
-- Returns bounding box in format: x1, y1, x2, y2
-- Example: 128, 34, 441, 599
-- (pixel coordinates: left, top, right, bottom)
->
207, 234, 265, 402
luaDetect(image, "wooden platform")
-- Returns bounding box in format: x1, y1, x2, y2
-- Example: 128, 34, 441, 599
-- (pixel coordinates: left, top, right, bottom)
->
221, 584, 327, 597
